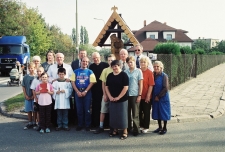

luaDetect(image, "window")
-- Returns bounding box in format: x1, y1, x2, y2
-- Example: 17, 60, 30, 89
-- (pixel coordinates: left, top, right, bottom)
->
150, 35, 155, 39
166, 34, 172, 40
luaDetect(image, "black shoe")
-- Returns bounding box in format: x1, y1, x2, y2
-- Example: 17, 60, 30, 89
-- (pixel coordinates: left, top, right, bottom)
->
64, 127, 70, 131
153, 128, 162, 133
24, 124, 33, 130
55, 127, 62, 131
94, 127, 104, 134
133, 132, 139, 136
36, 126, 41, 131
85, 127, 90, 131
159, 129, 167, 135
76, 126, 83, 131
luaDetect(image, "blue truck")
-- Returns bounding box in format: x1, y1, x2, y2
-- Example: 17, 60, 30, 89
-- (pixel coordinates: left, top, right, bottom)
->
0, 36, 30, 75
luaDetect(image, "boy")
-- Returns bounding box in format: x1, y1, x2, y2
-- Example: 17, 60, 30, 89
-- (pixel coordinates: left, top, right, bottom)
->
22, 63, 36, 130
52, 68, 72, 131
30, 67, 44, 131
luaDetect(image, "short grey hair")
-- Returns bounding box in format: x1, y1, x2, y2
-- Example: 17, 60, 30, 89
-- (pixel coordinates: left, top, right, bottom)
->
32, 56, 41, 62
119, 49, 128, 54
153, 61, 164, 71
134, 44, 143, 50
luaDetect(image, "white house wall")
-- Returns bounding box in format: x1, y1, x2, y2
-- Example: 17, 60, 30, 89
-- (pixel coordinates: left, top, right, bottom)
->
163, 32, 175, 39
178, 42, 192, 48
146, 32, 158, 39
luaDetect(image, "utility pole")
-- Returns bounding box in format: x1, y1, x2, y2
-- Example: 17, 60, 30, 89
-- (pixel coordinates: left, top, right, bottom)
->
76, 0, 79, 56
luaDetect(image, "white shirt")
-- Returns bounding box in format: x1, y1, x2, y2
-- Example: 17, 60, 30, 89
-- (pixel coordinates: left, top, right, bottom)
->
134, 54, 154, 72
30, 78, 42, 102
47, 63, 73, 82
52, 81, 72, 109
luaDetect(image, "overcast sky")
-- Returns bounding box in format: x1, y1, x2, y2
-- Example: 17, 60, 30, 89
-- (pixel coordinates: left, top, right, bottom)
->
21, 0, 225, 44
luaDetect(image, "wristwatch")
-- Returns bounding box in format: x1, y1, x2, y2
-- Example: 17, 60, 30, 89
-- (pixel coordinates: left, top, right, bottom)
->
84, 90, 88, 93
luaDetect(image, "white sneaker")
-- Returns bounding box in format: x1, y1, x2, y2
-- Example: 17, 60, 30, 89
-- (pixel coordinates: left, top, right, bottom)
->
142, 129, 149, 133
139, 127, 144, 131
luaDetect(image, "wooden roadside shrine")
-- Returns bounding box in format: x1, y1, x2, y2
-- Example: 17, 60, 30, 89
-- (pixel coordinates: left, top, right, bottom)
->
93, 6, 139, 60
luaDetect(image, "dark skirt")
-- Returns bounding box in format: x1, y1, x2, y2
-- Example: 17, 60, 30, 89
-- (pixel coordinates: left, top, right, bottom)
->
109, 100, 128, 129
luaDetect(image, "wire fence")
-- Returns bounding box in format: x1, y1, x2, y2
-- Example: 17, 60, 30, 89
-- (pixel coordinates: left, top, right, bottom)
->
61, 52, 225, 90
156, 54, 225, 89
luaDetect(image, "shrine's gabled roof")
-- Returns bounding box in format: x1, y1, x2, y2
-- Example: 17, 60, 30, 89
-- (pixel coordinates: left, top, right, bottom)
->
93, 6, 139, 47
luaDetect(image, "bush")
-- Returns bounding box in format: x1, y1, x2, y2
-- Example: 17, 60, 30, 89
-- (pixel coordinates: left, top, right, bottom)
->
180, 46, 194, 54
194, 48, 205, 54
154, 42, 181, 55
208, 51, 224, 55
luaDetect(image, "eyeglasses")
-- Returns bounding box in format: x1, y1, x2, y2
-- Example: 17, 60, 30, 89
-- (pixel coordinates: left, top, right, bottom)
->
153, 66, 159, 68
135, 49, 141, 52
82, 61, 88, 62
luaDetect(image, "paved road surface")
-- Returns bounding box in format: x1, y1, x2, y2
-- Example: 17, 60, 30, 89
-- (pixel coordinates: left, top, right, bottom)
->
0, 114, 225, 152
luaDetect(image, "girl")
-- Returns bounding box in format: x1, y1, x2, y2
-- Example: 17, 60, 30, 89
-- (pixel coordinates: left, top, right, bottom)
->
35, 72, 54, 133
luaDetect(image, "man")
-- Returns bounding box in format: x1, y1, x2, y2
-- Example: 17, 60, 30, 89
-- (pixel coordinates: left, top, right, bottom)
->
71, 50, 87, 71
94, 54, 115, 134
119, 49, 129, 71
47, 53, 73, 126
89, 52, 109, 127
71, 50, 88, 125
134, 44, 153, 71
70, 57, 96, 131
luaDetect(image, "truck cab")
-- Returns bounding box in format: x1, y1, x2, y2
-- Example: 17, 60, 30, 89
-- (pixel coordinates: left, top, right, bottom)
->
0, 36, 30, 75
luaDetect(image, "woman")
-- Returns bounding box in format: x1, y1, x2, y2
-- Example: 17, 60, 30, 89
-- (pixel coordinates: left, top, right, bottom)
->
152, 61, 171, 135
105, 60, 129, 140
41, 50, 55, 72
139, 57, 155, 133
124, 56, 143, 136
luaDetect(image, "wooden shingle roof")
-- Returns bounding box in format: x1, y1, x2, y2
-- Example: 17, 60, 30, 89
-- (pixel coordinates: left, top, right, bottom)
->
93, 6, 139, 47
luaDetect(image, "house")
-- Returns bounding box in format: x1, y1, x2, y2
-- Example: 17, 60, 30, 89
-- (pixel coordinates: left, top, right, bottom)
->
192, 38, 219, 49
128, 20, 193, 56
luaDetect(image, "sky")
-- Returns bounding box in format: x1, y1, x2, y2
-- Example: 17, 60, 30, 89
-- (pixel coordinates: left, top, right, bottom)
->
20, 0, 225, 45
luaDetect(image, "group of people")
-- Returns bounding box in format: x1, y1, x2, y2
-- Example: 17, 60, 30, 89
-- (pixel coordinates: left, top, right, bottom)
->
22, 44, 171, 140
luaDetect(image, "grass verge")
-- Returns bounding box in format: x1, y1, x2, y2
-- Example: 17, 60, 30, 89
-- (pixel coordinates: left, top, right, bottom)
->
4, 93, 24, 112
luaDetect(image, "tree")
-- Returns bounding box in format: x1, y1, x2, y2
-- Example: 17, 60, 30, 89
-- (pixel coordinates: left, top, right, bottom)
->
80, 26, 89, 44
215, 40, 225, 53
99, 48, 111, 60
122, 33, 129, 44
0, 0, 23, 36
80, 26, 84, 44
71, 28, 76, 45
83, 27, 89, 44
192, 39, 209, 52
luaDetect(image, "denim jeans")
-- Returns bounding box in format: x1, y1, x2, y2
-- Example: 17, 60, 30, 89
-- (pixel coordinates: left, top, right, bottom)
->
57, 109, 69, 128
75, 90, 92, 127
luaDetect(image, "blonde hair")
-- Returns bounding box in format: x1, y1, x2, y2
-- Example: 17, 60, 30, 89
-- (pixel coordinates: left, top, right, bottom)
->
134, 44, 143, 50
28, 62, 35, 68
37, 66, 44, 72
153, 61, 164, 71
139, 56, 150, 66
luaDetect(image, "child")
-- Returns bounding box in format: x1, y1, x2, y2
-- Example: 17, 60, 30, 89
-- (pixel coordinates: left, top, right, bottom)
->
52, 68, 72, 131
30, 67, 44, 131
35, 72, 54, 133
22, 63, 36, 130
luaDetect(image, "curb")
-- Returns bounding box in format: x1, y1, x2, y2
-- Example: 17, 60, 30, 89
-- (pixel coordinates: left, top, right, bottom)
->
0, 102, 27, 120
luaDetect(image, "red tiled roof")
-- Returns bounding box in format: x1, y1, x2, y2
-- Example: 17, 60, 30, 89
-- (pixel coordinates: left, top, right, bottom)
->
128, 38, 159, 52
139, 20, 177, 32
130, 20, 193, 52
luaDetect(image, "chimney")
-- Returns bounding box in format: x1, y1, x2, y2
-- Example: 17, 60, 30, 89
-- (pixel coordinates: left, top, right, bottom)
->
164, 22, 167, 25
144, 20, 146, 27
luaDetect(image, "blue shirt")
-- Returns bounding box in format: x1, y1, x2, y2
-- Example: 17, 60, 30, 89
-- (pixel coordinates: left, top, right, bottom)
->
125, 68, 143, 96
70, 68, 96, 88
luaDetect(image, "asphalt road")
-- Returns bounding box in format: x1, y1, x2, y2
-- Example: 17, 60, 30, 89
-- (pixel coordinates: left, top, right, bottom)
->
0, 114, 225, 152
0, 76, 23, 102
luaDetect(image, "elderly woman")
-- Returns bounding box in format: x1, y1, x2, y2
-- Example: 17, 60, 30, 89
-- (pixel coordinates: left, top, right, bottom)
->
152, 61, 171, 135
41, 50, 55, 72
124, 56, 143, 136
105, 60, 129, 140
139, 57, 155, 133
